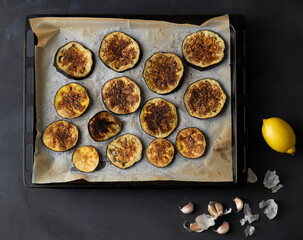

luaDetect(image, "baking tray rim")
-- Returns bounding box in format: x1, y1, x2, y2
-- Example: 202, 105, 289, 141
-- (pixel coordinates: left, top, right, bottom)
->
23, 14, 247, 188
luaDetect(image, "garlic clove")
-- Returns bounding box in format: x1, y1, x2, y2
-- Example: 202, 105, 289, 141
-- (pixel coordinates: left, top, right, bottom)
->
234, 197, 244, 212
179, 202, 194, 214
183, 222, 203, 232
208, 201, 223, 219
190, 223, 203, 232
214, 221, 230, 234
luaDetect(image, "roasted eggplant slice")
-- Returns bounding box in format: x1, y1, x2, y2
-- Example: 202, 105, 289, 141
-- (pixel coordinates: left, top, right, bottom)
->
54, 41, 94, 79
176, 127, 206, 159
184, 78, 226, 119
102, 76, 141, 114
54, 83, 90, 119
72, 146, 100, 173
146, 139, 174, 168
182, 30, 225, 69
88, 111, 121, 141
99, 32, 140, 72
143, 52, 184, 94
106, 134, 142, 169
140, 98, 178, 138
42, 120, 79, 152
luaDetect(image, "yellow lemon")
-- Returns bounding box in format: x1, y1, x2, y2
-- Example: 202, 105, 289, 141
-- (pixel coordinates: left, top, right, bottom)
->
262, 117, 296, 154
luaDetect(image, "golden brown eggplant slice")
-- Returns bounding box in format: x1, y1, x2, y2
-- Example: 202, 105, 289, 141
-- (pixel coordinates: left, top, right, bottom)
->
54, 41, 94, 79
182, 30, 225, 69
184, 78, 226, 119
42, 120, 79, 152
54, 83, 90, 119
176, 127, 206, 159
140, 98, 178, 138
88, 111, 121, 141
99, 32, 140, 72
102, 76, 141, 114
146, 139, 174, 167
143, 52, 184, 94
106, 134, 142, 169
72, 146, 100, 173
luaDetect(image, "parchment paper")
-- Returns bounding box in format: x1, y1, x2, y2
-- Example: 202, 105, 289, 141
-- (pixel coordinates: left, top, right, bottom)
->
30, 15, 233, 183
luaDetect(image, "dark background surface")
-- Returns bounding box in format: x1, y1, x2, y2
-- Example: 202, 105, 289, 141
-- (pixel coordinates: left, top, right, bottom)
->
1, 0, 303, 239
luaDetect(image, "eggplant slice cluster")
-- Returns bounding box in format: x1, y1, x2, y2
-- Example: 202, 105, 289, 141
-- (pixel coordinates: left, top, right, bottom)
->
102, 76, 141, 115
54, 41, 94, 79
176, 127, 206, 159
88, 111, 121, 141
182, 30, 225, 69
140, 98, 178, 139
42, 120, 79, 152
146, 139, 175, 168
184, 78, 226, 119
54, 83, 90, 119
72, 146, 100, 173
43, 27, 229, 172
143, 52, 184, 94
99, 32, 141, 72
107, 134, 143, 169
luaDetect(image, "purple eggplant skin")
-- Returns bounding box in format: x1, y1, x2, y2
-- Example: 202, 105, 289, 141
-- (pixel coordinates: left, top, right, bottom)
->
142, 52, 185, 95
181, 30, 226, 71
99, 32, 142, 73
54, 41, 95, 80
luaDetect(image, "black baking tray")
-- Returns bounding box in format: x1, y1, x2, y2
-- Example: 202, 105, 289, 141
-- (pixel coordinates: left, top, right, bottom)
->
23, 14, 247, 188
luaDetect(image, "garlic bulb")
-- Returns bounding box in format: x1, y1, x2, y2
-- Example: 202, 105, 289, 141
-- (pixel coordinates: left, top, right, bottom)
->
208, 201, 223, 219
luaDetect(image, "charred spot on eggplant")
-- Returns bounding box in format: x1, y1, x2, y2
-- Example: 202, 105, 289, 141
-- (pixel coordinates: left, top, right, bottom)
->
143, 52, 184, 94
176, 127, 206, 159
107, 134, 142, 169
182, 30, 225, 69
54, 41, 94, 79
54, 83, 90, 119
184, 78, 226, 119
140, 98, 178, 138
146, 139, 174, 168
42, 120, 79, 152
99, 32, 140, 72
72, 146, 100, 173
102, 76, 141, 114
88, 111, 121, 141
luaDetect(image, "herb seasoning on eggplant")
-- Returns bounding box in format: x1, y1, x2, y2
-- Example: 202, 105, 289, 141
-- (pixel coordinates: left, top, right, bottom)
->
107, 134, 142, 169
102, 76, 141, 114
140, 98, 178, 138
72, 146, 100, 173
42, 120, 79, 152
143, 52, 184, 94
99, 32, 140, 72
54, 41, 94, 79
182, 30, 225, 69
146, 139, 175, 167
54, 83, 90, 119
176, 127, 206, 159
184, 78, 226, 119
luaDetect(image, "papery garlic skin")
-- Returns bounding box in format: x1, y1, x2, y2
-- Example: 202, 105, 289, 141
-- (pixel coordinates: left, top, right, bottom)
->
179, 202, 194, 214
247, 168, 258, 183
259, 199, 278, 220
214, 221, 230, 234
195, 214, 215, 231
244, 225, 255, 237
